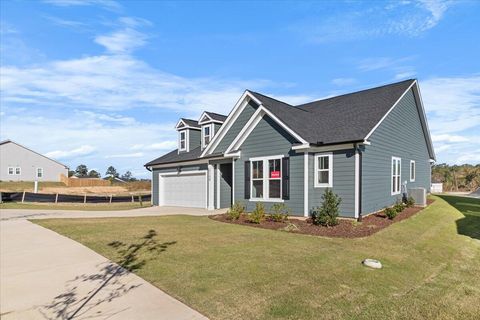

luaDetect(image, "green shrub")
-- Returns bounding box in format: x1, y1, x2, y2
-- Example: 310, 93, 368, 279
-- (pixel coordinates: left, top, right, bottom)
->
312, 188, 341, 227
405, 196, 415, 208
269, 203, 290, 222
393, 201, 405, 213
248, 203, 266, 224
384, 207, 397, 219
226, 201, 244, 220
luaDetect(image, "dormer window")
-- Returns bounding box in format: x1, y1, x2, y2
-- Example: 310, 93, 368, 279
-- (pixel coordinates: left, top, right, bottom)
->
203, 125, 211, 148
179, 131, 186, 151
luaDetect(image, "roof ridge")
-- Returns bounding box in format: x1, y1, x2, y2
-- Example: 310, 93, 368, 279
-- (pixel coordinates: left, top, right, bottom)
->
248, 90, 294, 107
296, 79, 415, 108
205, 111, 227, 117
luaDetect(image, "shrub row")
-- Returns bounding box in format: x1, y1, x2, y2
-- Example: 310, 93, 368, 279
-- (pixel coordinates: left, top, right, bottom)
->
384, 196, 415, 220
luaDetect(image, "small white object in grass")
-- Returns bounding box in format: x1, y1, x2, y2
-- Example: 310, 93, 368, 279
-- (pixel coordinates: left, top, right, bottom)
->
362, 259, 382, 269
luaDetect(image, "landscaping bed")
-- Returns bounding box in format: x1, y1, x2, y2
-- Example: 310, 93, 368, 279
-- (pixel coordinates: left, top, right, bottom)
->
210, 199, 434, 238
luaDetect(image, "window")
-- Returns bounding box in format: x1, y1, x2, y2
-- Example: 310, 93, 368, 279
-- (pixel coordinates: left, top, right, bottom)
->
392, 157, 401, 195
8, 167, 14, 175
15, 167, 21, 175
250, 156, 283, 201
410, 160, 415, 182
37, 168, 43, 178
314, 153, 333, 188
179, 131, 186, 151
202, 125, 211, 147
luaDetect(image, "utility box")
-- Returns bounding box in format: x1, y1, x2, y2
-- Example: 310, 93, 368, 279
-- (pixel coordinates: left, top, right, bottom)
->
409, 187, 427, 207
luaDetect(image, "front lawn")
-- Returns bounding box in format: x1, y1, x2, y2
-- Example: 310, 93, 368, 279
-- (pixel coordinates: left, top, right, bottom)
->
35, 195, 480, 320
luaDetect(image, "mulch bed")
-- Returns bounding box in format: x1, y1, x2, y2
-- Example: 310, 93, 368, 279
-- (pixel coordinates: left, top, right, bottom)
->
210, 199, 434, 238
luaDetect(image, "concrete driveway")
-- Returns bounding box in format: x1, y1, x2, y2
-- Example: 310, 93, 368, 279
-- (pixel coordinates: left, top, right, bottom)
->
0, 207, 215, 319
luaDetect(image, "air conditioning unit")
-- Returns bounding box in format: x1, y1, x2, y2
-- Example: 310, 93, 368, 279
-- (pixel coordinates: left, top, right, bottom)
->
408, 187, 427, 207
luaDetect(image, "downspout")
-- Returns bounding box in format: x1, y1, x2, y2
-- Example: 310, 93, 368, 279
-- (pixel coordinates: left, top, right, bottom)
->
358, 145, 363, 222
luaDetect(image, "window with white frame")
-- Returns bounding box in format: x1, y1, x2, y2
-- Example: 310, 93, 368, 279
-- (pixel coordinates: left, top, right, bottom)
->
410, 160, 415, 182
179, 131, 186, 151
314, 153, 333, 187
15, 167, 21, 175
202, 125, 211, 148
392, 157, 401, 195
250, 156, 283, 200
37, 168, 43, 178
8, 167, 14, 175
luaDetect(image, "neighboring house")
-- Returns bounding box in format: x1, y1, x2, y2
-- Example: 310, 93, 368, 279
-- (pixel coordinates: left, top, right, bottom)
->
0, 140, 69, 182
145, 80, 435, 219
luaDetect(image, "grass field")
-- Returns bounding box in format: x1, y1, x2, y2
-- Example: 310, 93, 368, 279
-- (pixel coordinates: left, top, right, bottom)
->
0, 202, 148, 211
35, 195, 480, 320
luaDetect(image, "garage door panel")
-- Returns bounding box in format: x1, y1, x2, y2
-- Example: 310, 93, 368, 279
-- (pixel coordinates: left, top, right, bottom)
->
160, 173, 206, 208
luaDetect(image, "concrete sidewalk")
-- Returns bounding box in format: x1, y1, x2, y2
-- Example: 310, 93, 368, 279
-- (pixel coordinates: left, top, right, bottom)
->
1, 205, 227, 221
0, 218, 208, 319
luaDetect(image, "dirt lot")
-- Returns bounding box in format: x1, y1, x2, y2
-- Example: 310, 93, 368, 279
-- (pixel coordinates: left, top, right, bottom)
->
0, 181, 150, 195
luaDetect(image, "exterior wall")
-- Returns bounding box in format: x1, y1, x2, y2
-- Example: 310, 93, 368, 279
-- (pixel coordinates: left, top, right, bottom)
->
361, 89, 432, 215
214, 123, 222, 136
232, 115, 305, 215
0, 142, 68, 182
213, 101, 258, 154
308, 149, 356, 218
209, 160, 233, 209
189, 129, 201, 151
151, 163, 208, 205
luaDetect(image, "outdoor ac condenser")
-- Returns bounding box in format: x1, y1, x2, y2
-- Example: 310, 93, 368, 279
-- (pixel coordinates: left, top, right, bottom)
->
408, 188, 427, 207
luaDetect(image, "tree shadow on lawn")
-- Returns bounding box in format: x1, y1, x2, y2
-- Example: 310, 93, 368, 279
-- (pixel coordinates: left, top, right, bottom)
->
40, 229, 176, 320
438, 195, 480, 240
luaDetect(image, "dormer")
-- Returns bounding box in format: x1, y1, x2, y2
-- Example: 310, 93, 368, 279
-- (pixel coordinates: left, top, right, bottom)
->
175, 118, 201, 153
198, 111, 227, 150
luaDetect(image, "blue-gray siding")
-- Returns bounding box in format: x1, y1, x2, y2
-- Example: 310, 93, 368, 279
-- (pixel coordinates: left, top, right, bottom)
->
213, 101, 258, 154
361, 89, 431, 214
308, 150, 356, 218
151, 164, 208, 205
189, 129, 201, 151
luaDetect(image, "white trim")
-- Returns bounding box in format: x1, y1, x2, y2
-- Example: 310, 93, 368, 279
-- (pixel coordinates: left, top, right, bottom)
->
216, 164, 220, 209
224, 107, 264, 154
149, 159, 209, 169
208, 164, 215, 210
175, 119, 201, 131
261, 106, 308, 144
198, 112, 225, 125
314, 153, 333, 188
410, 160, 416, 182
391, 156, 401, 195
354, 150, 360, 218
304, 152, 309, 217
232, 159, 235, 204
178, 130, 187, 152
413, 82, 436, 160
364, 81, 416, 140
201, 123, 214, 149
158, 170, 208, 208
201, 91, 261, 157
292, 143, 310, 150
223, 151, 241, 158
249, 155, 284, 202
7, 167, 14, 175
295, 143, 356, 152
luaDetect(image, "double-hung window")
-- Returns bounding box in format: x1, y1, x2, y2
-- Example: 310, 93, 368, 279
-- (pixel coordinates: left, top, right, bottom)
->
410, 160, 415, 182
8, 167, 14, 175
179, 131, 186, 151
314, 153, 333, 188
202, 125, 211, 148
37, 168, 43, 179
392, 157, 401, 195
250, 156, 283, 201
15, 167, 21, 175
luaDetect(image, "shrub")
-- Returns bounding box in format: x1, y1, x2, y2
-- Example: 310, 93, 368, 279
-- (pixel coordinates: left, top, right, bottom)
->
226, 201, 244, 220
312, 188, 341, 227
248, 203, 266, 224
384, 207, 397, 219
269, 203, 290, 222
393, 201, 405, 213
405, 196, 415, 208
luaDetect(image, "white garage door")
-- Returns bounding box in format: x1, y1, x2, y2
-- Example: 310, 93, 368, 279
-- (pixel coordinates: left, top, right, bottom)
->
160, 172, 207, 208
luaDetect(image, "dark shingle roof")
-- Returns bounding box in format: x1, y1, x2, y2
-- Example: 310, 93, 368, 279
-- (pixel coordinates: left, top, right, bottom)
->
180, 118, 200, 128
249, 79, 415, 145
145, 146, 203, 167
204, 112, 227, 122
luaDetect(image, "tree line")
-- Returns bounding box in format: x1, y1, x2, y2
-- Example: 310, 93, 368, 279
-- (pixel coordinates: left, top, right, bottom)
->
68, 164, 137, 182
432, 163, 480, 192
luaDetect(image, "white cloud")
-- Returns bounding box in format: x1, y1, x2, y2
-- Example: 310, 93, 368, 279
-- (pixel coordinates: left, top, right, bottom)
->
106, 152, 144, 158
131, 141, 178, 151
332, 78, 356, 86
45, 145, 96, 159
95, 28, 147, 53
43, 0, 121, 11
432, 134, 469, 143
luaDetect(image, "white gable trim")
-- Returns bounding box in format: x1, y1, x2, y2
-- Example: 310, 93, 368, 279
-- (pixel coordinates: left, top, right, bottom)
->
175, 119, 201, 131
200, 91, 262, 157
412, 81, 436, 161
224, 105, 308, 154
198, 112, 224, 125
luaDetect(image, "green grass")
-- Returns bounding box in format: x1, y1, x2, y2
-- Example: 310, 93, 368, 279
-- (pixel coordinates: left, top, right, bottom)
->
0, 202, 148, 211
0, 181, 66, 192
34, 196, 480, 320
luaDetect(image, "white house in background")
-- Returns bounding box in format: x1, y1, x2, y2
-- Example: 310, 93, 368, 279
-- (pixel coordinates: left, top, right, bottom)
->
0, 140, 69, 182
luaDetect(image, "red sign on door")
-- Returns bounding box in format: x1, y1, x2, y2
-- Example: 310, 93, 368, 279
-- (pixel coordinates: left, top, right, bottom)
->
271, 171, 280, 178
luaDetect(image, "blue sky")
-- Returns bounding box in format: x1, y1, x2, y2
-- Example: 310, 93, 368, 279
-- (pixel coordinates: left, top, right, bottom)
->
1, 0, 479, 178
